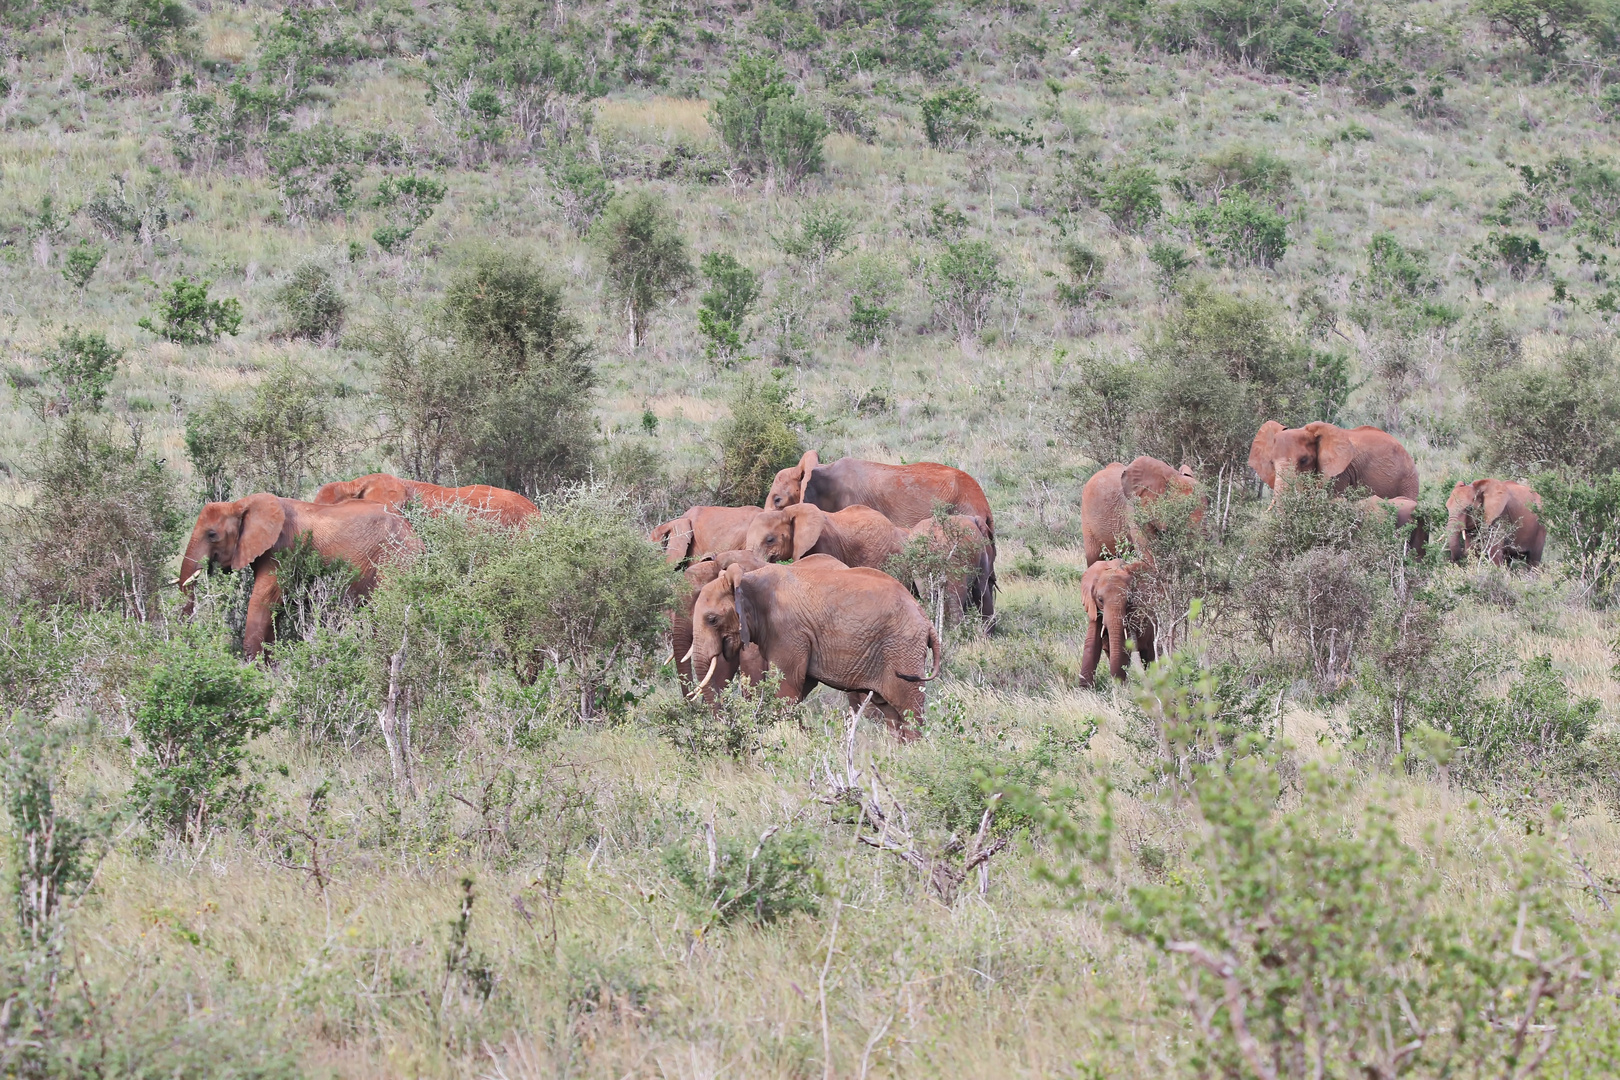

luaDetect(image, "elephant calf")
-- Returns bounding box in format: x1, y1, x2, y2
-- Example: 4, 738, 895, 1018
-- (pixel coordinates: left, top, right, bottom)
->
673, 550, 767, 699
904, 514, 994, 626
1079, 559, 1156, 687
179, 493, 420, 659
1080, 455, 1200, 566
314, 473, 539, 527
1445, 479, 1545, 566
651, 506, 763, 566
689, 556, 942, 740
745, 504, 907, 570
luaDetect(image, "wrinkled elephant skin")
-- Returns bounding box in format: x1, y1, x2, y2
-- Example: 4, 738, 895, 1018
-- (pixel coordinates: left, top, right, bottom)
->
1249, 421, 1418, 500
1080, 455, 1200, 566
1079, 559, 1156, 686
314, 473, 539, 527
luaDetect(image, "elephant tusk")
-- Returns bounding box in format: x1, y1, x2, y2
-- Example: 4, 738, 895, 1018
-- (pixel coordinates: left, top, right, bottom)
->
167, 577, 181, 587
696, 656, 718, 689
681, 643, 695, 664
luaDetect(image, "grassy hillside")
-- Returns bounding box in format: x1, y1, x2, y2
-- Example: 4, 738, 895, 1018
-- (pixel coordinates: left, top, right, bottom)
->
4, 0, 1620, 1074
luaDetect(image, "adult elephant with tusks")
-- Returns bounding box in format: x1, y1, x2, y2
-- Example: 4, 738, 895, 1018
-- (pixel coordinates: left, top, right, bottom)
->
672, 550, 768, 699
688, 555, 943, 740
177, 493, 420, 659
1249, 421, 1419, 500
764, 450, 997, 617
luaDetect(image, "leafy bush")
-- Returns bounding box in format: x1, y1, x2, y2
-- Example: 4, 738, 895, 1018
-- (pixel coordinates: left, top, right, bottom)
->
1476, 0, 1596, 55
775, 202, 853, 279
183, 359, 350, 499
274, 261, 345, 342
847, 254, 901, 346
761, 97, 829, 188
930, 238, 1006, 339
1054, 241, 1106, 307
1465, 333, 1620, 474
548, 149, 612, 236
130, 631, 273, 838
664, 825, 822, 928
61, 242, 104, 289
714, 375, 810, 506
650, 669, 797, 759
370, 173, 447, 253
711, 53, 795, 172
590, 192, 693, 347
1531, 470, 1620, 603
9, 415, 182, 620
137, 277, 242, 345
1469, 231, 1548, 281
696, 252, 761, 362
35, 330, 121, 414
1172, 146, 1293, 206
1180, 192, 1289, 267
0, 603, 84, 717
1098, 164, 1163, 233
1147, 240, 1193, 296
921, 85, 990, 149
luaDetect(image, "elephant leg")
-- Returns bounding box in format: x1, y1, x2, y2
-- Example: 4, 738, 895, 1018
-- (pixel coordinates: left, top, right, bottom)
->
1080, 615, 1103, 689
242, 568, 282, 660
1136, 620, 1158, 667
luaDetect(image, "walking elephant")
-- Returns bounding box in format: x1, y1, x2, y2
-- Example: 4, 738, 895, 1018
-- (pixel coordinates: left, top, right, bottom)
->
903, 514, 994, 627
1080, 456, 1200, 566
314, 473, 538, 527
764, 451, 996, 617
1359, 496, 1428, 557
688, 556, 942, 739
651, 506, 763, 566
672, 551, 768, 699
745, 504, 907, 569
1445, 479, 1545, 566
178, 494, 419, 659
1249, 421, 1418, 500
1079, 559, 1156, 687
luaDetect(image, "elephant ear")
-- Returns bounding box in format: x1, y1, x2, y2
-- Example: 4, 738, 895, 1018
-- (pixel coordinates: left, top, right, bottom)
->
234, 493, 286, 570
1122, 457, 1171, 500
729, 568, 760, 647
797, 450, 820, 503
787, 503, 825, 560
1306, 422, 1358, 481
661, 518, 695, 565
1249, 421, 1284, 488
1479, 481, 1513, 526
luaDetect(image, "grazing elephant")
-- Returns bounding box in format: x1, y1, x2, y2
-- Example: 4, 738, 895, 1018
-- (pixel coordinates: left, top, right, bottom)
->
1079, 559, 1156, 687
1249, 421, 1418, 500
1445, 479, 1546, 566
313, 473, 538, 527
1080, 456, 1200, 566
904, 514, 994, 626
745, 504, 907, 569
1359, 496, 1428, 557
672, 550, 768, 699
651, 506, 763, 566
178, 494, 419, 659
689, 556, 942, 739
764, 451, 997, 617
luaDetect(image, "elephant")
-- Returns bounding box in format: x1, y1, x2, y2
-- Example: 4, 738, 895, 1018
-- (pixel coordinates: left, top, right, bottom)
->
903, 514, 995, 626
313, 473, 538, 527
672, 550, 768, 699
1358, 496, 1428, 558
1080, 456, 1200, 566
1444, 479, 1545, 566
763, 451, 996, 617
178, 494, 420, 659
744, 504, 908, 569
688, 555, 943, 739
1249, 421, 1419, 500
1079, 559, 1156, 687
651, 506, 763, 566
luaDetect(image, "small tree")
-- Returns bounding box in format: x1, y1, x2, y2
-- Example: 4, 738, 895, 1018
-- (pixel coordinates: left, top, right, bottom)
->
137, 276, 242, 345
714, 375, 811, 506
761, 97, 829, 188
61, 242, 104, 289
712, 53, 795, 171
775, 201, 853, 281
40, 330, 121, 413
847, 254, 902, 346
274, 261, 346, 342
590, 192, 694, 347
1182, 192, 1289, 267
184, 360, 350, 499
1098, 165, 1163, 233
697, 252, 761, 362
371, 173, 447, 253
921, 85, 990, 149
930, 238, 1006, 340
548, 149, 612, 236
1055, 241, 1106, 308
130, 632, 273, 839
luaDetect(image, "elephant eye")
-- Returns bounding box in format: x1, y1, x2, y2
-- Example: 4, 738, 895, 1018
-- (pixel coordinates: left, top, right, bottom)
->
206, 530, 218, 540
704, 613, 718, 625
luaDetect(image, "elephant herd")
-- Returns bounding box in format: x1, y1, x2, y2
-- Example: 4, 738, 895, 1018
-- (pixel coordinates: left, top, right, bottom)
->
1075, 419, 1547, 687
171, 422, 1545, 740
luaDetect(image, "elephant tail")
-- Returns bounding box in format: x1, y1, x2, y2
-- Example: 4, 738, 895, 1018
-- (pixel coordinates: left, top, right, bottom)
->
898, 624, 944, 683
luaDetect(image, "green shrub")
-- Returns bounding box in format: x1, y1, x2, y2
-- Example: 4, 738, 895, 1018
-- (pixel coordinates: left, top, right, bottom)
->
1147, 241, 1192, 296
696, 252, 761, 362
1180, 192, 1289, 267
274, 261, 345, 341
664, 825, 822, 928
61, 242, 104, 289
711, 53, 795, 171
137, 277, 242, 345
761, 97, 828, 187
1172, 146, 1294, 206
1098, 165, 1163, 233
590, 192, 693, 347
39, 330, 121, 414
0, 603, 84, 717
1476, 0, 1590, 55
184, 359, 350, 499
1531, 470, 1620, 603
267, 124, 365, 222
548, 149, 612, 236
129, 631, 273, 838
929, 238, 1006, 339
1469, 231, 1547, 281
370, 172, 446, 253
1465, 334, 1620, 474
1054, 241, 1106, 307
845, 254, 901, 346
650, 670, 797, 760
714, 375, 811, 506
921, 85, 990, 149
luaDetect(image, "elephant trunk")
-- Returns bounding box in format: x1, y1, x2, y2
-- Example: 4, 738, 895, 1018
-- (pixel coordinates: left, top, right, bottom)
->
176, 525, 213, 616
1106, 601, 1128, 681
1444, 513, 1469, 563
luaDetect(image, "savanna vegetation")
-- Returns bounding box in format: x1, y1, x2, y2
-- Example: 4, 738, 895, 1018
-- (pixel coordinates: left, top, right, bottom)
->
3, 0, 1620, 1073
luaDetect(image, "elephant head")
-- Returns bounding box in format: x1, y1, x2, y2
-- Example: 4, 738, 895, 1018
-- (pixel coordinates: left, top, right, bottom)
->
178, 494, 287, 592
765, 450, 819, 510
745, 505, 824, 562
314, 474, 411, 510
689, 564, 754, 693
1445, 480, 1533, 563
1248, 421, 1359, 491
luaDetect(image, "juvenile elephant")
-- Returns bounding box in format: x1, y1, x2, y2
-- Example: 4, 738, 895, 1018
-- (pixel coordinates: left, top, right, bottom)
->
763, 451, 996, 617
651, 506, 763, 566
1359, 495, 1428, 557
745, 504, 907, 569
1249, 421, 1419, 500
1080, 456, 1200, 566
904, 514, 994, 626
314, 473, 538, 527
673, 551, 768, 699
1445, 479, 1545, 566
178, 494, 419, 659
689, 556, 942, 739
1079, 559, 1156, 687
